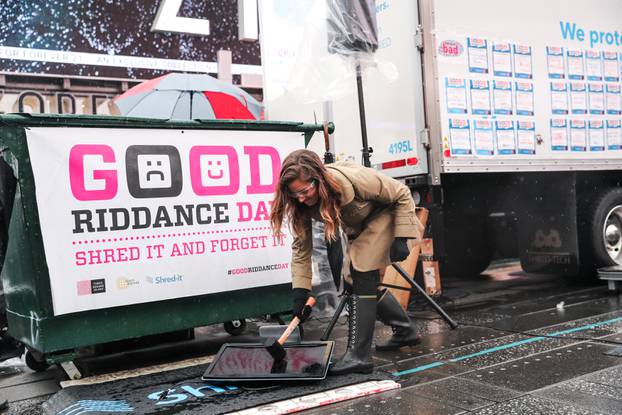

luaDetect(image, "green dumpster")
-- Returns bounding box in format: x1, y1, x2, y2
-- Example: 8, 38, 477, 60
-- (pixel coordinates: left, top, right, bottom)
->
0, 113, 327, 366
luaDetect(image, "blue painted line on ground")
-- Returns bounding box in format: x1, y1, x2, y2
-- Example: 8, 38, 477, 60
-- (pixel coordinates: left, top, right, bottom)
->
392, 315, 622, 377
450, 336, 544, 362
392, 361, 446, 375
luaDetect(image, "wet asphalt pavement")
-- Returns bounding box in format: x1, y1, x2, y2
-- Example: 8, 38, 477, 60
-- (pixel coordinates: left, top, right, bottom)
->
4, 262, 622, 414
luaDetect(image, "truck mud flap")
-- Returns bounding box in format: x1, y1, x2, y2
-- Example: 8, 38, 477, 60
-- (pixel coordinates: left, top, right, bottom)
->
517, 173, 579, 275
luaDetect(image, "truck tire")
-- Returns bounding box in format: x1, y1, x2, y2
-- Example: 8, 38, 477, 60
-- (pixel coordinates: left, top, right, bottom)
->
584, 188, 622, 268
439, 248, 491, 278
438, 221, 492, 278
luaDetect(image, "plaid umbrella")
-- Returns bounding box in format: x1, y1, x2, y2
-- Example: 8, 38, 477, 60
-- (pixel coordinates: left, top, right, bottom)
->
114, 73, 262, 120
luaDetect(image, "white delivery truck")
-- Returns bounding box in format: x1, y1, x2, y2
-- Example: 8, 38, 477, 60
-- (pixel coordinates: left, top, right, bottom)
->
259, 0, 622, 277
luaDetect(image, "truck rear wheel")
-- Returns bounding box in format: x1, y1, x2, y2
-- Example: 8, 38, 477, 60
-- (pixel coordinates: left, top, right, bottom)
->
438, 219, 492, 278
439, 249, 491, 278
585, 188, 622, 268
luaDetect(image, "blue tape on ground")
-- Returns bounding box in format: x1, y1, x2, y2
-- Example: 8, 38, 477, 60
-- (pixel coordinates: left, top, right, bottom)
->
392, 315, 622, 377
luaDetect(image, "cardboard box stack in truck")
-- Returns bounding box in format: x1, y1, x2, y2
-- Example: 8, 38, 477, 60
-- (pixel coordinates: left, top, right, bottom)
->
259, 0, 622, 279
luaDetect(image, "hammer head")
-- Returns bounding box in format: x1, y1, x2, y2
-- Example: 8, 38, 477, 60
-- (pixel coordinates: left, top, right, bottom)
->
270, 358, 287, 374
264, 337, 286, 361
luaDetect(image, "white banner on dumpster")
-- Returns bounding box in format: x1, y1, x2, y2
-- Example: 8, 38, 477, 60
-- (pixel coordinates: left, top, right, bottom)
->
25, 127, 302, 315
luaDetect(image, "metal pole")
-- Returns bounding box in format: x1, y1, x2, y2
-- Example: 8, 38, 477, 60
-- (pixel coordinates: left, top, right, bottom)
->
356, 62, 372, 167
323, 100, 336, 161
323, 101, 339, 164
390, 263, 459, 329
320, 292, 349, 341
189, 91, 193, 119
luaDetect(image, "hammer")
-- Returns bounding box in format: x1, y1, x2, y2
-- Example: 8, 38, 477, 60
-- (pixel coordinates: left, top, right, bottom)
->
264, 296, 316, 361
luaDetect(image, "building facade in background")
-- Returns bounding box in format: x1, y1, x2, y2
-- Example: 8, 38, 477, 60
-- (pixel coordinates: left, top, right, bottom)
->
0, 0, 262, 115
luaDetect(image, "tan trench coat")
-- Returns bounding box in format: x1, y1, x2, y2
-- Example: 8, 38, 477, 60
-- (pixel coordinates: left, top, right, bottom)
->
291, 161, 423, 290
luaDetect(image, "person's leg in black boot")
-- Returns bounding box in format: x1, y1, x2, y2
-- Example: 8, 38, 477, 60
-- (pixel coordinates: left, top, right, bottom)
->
376, 289, 420, 351
338, 275, 420, 352
328, 266, 378, 375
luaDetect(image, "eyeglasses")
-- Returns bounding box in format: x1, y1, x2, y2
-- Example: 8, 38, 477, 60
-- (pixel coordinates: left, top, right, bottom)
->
289, 180, 316, 199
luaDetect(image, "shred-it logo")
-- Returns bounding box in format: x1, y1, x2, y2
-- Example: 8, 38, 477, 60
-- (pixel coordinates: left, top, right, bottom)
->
532, 229, 562, 249
117, 277, 140, 290
76, 278, 106, 296
438, 40, 463, 57
146, 275, 183, 285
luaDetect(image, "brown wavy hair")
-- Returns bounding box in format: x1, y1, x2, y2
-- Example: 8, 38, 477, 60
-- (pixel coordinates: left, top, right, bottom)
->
270, 149, 342, 241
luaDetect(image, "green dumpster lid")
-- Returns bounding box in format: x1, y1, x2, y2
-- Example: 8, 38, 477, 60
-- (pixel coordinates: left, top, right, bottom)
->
0, 114, 334, 146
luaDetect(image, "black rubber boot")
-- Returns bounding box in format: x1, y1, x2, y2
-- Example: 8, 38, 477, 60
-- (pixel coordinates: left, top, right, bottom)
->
328, 294, 377, 375
375, 290, 420, 351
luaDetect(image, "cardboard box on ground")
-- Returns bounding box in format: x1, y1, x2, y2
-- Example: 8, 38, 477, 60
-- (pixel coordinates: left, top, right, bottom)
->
381, 209, 442, 310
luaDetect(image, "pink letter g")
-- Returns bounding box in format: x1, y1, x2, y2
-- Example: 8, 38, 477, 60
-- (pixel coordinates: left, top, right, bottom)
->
69, 144, 118, 201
